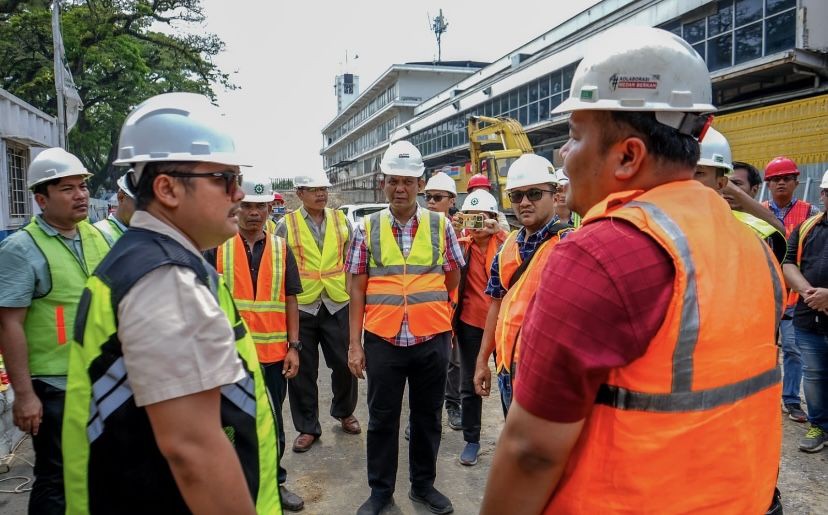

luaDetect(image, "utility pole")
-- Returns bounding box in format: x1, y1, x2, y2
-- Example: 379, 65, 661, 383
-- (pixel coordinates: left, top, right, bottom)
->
429, 9, 448, 63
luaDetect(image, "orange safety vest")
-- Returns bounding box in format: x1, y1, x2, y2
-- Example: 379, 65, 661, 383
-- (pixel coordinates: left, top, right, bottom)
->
455, 232, 505, 327
216, 233, 288, 363
363, 209, 452, 338
494, 228, 565, 374
546, 181, 783, 514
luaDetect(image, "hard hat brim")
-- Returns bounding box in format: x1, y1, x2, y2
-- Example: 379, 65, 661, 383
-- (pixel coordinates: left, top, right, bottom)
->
242, 194, 274, 203
553, 96, 717, 115
28, 170, 93, 190
697, 158, 733, 172
113, 151, 251, 168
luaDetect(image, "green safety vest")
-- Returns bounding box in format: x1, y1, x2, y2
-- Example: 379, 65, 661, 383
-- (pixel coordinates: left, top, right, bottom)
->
21, 218, 110, 376
732, 210, 779, 239
62, 228, 281, 514
93, 216, 126, 242
284, 208, 350, 305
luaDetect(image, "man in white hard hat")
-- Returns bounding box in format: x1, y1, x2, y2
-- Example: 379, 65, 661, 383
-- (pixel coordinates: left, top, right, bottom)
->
205, 178, 305, 511
550, 169, 580, 227
346, 140, 464, 515
454, 189, 508, 466
782, 169, 828, 454
62, 93, 282, 513
481, 27, 783, 513
275, 170, 360, 453
473, 153, 569, 417
423, 171, 463, 432
0, 147, 111, 514
94, 172, 137, 242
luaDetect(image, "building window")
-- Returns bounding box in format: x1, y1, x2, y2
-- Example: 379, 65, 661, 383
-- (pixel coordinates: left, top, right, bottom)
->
6, 142, 29, 218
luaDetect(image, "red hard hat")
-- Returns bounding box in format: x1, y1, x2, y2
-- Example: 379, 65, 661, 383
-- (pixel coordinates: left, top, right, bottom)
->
273, 192, 284, 202
764, 156, 799, 180
467, 173, 491, 190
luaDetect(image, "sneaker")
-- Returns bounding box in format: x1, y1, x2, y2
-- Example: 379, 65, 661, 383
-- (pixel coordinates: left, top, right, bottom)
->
409, 486, 453, 514
446, 407, 462, 431
459, 442, 480, 466
799, 425, 827, 453
783, 403, 808, 423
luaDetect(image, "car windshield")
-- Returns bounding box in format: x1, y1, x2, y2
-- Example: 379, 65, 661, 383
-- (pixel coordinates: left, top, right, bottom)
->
354, 206, 385, 224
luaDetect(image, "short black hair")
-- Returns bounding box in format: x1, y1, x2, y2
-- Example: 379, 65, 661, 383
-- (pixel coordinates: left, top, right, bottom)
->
731, 161, 762, 188
31, 178, 60, 197
603, 111, 701, 170
133, 161, 197, 210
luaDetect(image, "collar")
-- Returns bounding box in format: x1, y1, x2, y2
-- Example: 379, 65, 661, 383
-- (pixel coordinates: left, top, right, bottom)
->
34, 214, 79, 240
239, 231, 267, 245
108, 213, 128, 233
516, 216, 558, 246
769, 198, 798, 210
388, 206, 423, 226
130, 211, 203, 257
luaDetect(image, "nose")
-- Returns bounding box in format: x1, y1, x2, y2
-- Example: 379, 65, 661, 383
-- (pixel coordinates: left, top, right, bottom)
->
231, 185, 244, 202
560, 139, 571, 159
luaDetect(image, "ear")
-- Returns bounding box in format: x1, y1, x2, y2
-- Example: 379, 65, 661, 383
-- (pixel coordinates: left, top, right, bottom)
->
613, 136, 647, 182
417, 178, 425, 193
717, 175, 729, 192
33, 192, 48, 210
152, 175, 183, 209
117, 190, 126, 203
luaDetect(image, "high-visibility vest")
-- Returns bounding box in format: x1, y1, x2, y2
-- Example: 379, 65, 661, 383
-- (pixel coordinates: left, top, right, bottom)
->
545, 181, 783, 514
21, 218, 110, 376
63, 228, 281, 514
363, 209, 452, 338
93, 215, 126, 242
454, 232, 504, 325
284, 208, 349, 305
266, 218, 277, 234
216, 233, 288, 364
762, 199, 812, 238
493, 228, 565, 374
732, 210, 787, 264
795, 211, 825, 263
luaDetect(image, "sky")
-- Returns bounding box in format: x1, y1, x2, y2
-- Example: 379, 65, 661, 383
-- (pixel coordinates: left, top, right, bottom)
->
197, 0, 601, 183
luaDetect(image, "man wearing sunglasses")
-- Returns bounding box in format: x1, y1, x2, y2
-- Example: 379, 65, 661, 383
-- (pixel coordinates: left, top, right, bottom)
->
63, 92, 282, 514
473, 153, 569, 416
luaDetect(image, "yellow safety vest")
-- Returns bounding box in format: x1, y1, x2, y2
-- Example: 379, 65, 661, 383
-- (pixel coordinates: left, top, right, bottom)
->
284, 208, 349, 305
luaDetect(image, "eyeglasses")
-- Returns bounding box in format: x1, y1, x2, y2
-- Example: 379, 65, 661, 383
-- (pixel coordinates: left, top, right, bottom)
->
820, 190, 828, 196
162, 170, 243, 194
298, 187, 328, 193
768, 175, 796, 183
507, 188, 555, 203
425, 193, 450, 202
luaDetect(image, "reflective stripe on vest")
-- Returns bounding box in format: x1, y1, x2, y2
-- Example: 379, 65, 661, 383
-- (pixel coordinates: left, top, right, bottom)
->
216, 233, 288, 363
546, 182, 782, 514
22, 219, 110, 376
796, 212, 824, 264
266, 218, 277, 234
493, 234, 559, 374
284, 208, 349, 305
363, 209, 452, 338
731, 210, 779, 240
63, 229, 281, 514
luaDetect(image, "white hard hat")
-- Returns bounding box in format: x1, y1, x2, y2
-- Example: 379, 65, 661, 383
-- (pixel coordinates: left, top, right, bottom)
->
424, 172, 457, 196
380, 141, 425, 177
113, 92, 247, 182
240, 179, 273, 203
554, 169, 569, 186
505, 154, 559, 191
461, 189, 498, 213
116, 171, 135, 199
27, 147, 92, 189
294, 170, 332, 188
820, 170, 828, 189
553, 26, 716, 132
698, 127, 733, 172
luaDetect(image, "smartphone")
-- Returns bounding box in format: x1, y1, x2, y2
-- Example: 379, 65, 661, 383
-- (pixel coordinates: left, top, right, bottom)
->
461, 213, 485, 229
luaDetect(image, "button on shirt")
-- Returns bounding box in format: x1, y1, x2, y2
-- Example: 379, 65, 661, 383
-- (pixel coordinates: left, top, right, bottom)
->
784, 212, 828, 335
346, 208, 465, 346
275, 207, 351, 315
485, 217, 566, 299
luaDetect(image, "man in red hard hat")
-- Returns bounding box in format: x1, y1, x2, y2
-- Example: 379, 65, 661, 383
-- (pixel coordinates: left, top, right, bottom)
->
762, 155, 820, 424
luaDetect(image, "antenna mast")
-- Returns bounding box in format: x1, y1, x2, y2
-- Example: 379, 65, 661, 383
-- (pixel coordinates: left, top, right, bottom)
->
429, 9, 448, 63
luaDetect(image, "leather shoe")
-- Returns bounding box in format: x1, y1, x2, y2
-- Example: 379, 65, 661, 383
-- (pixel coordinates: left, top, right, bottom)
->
409, 487, 453, 514
337, 414, 362, 434
356, 495, 393, 515
292, 433, 318, 453
279, 485, 304, 512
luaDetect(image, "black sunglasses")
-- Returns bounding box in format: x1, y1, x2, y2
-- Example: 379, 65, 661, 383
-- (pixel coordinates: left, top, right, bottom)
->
162, 170, 243, 194
508, 188, 555, 203
425, 193, 450, 202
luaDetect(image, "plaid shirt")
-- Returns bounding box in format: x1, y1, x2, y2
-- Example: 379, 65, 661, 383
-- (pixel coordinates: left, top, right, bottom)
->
767, 198, 820, 222
346, 208, 465, 346
485, 217, 568, 299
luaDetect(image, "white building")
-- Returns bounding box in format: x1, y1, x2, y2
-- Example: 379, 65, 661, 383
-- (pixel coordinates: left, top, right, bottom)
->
0, 88, 59, 240
320, 61, 487, 190
391, 0, 828, 203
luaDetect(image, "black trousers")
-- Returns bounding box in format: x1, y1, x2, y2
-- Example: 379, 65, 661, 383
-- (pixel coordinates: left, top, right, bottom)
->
29, 380, 65, 515
262, 362, 288, 484
364, 331, 450, 500
456, 321, 484, 443
288, 304, 357, 436
444, 340, 461, 411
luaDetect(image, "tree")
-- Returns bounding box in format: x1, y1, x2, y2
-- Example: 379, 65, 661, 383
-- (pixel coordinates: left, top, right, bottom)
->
0, 0, 234, 191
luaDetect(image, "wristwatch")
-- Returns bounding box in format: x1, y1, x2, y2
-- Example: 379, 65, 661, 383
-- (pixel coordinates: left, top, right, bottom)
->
288, 340, 303, 351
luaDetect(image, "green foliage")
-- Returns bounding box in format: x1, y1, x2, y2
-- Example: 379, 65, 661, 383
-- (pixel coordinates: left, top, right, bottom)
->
0, 0, 234, 191
271, 178, 294, 191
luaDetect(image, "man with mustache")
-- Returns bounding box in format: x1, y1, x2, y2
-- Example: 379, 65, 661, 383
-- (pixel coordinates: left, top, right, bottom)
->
472, 153, 568, 416
0, 147, 111, 514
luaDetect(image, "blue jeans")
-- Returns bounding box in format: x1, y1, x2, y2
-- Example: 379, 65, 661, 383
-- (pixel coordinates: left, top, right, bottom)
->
794, 327, 828, 431
780, 308, 803, 405
497, 371, 513, 418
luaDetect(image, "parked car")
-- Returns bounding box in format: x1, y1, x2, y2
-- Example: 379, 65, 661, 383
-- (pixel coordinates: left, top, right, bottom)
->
338, 203, 388, 228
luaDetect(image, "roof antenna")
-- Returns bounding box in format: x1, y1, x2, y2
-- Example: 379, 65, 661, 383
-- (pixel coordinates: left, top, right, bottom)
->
428, 9, 448, 63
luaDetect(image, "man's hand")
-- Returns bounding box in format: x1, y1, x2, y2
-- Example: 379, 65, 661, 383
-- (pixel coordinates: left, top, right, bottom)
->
474, 358, 492, 397
720, 179, 749, 211
12, 390, 42, 435
282, 348, 299, 379
451, 213, 464, 235
804, 287, 828, 311
348, 344, 366, 379
480, 218, 499, 236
